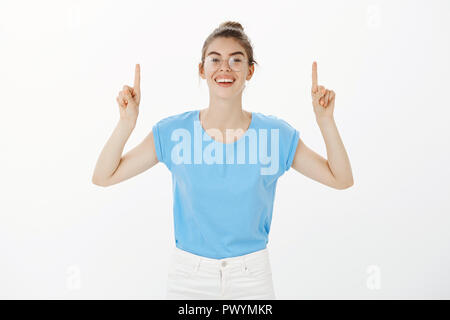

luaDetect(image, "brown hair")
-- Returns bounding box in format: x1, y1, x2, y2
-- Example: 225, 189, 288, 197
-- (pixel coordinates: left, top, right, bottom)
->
199, 21, 258, 76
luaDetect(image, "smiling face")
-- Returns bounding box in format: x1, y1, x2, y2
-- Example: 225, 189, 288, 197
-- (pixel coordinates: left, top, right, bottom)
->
199, 37, 255, 99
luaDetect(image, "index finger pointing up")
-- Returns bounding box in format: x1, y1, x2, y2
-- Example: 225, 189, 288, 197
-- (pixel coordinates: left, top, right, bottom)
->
312, 61, 318, 91
134, 63, 140, 89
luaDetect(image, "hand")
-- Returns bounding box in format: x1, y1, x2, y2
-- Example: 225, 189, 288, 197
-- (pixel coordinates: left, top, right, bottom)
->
311, 61, 335, 120
117, 64, 141, 124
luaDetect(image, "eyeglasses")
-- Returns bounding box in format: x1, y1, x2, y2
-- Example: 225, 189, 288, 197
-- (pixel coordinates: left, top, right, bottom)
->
204, 55, 249, 72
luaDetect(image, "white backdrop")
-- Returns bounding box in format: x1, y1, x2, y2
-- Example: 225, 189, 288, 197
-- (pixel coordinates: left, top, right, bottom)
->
1, 0, 449, 299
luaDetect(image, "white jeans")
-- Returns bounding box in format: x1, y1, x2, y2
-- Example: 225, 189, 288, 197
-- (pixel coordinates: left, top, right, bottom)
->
166, 246, 276, 300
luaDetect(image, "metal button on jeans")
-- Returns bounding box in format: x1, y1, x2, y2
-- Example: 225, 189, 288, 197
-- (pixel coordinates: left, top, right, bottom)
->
221, 261, 227, 267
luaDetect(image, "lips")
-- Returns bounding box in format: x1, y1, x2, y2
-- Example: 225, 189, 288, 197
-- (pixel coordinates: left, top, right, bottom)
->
214, 76, 235, 88
214, 74, 235, 81
215, 79, 235, 87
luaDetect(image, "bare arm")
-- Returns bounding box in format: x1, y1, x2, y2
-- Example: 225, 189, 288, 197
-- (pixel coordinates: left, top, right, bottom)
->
91, 120, 159, 187
291, 124, 353, 190
92, 63, 160, 187
290, 61, 353, 189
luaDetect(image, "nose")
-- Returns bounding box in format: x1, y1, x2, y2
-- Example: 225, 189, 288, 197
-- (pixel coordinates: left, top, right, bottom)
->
219, 58, 232, 71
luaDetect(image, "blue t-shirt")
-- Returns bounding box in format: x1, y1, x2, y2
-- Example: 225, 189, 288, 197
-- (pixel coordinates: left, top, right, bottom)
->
152, 109, 300, 259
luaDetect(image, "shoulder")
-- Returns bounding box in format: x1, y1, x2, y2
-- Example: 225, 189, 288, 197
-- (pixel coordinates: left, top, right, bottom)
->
253, 111, 297, 132
155, 109, 197, 128
253, 111, 300, 152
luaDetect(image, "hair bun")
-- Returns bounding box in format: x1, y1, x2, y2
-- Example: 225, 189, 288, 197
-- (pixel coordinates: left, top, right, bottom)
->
219, 21, 244, 31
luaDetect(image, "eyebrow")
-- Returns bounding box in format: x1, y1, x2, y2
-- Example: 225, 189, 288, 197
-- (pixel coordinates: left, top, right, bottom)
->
206, 51, 245, 57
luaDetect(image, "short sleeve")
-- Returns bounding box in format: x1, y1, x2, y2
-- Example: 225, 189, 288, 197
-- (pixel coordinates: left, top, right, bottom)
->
277, 118, 300, 173
285, 127, 300, 172
152, 120, 171, 171
152, 122, 163, 160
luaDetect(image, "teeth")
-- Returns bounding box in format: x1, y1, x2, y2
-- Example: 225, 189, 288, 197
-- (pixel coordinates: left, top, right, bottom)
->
216, 78, 234, 83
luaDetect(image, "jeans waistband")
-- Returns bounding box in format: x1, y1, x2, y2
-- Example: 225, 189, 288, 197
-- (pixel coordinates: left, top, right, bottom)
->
173, 246, 269, 268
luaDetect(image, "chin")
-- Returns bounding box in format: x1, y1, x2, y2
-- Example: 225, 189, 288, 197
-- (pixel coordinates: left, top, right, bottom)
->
212, 90, 238, 99
209, 83, 243, 97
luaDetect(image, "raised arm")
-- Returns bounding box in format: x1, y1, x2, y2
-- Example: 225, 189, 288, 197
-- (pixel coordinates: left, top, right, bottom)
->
92, 64, 160, 187
291, 61, 353, 190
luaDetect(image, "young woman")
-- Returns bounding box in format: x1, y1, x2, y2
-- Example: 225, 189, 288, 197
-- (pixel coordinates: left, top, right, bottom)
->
92, 21, 353, 300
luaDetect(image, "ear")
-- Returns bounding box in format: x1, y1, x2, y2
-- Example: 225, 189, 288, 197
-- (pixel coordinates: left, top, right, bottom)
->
246, 63, 255, 81
198, 62, 205, 79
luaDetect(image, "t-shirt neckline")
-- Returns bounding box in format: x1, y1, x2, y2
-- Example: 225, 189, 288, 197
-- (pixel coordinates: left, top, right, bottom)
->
196, 109, 255, 145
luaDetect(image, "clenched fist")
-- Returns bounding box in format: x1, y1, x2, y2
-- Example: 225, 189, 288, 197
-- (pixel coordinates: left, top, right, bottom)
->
116, 64, 141, 124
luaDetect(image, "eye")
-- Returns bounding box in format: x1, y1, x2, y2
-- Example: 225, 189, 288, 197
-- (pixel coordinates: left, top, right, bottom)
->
212, 58, 220, 62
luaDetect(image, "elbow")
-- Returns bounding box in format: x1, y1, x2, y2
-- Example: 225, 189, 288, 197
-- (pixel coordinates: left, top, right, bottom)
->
336, 178, 354, 190
92, 175, 109, 187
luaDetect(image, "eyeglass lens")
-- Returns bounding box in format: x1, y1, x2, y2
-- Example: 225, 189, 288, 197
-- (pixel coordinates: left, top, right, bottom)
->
205, 55, 246, 72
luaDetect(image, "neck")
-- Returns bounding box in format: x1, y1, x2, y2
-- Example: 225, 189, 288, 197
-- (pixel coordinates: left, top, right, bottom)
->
203, 94, 247, 131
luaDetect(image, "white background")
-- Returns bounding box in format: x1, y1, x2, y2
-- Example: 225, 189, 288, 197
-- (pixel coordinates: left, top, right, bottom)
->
1, 0, 449, 299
